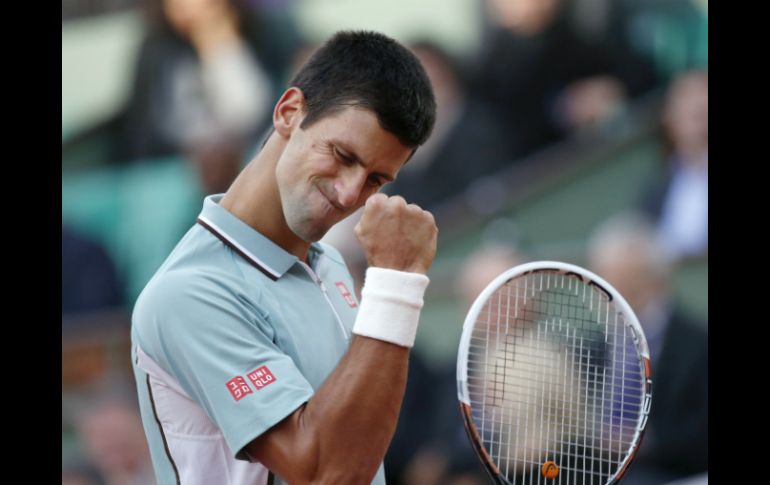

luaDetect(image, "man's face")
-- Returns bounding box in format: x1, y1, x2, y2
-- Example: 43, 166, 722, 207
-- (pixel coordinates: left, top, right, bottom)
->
275, 107, 412, 242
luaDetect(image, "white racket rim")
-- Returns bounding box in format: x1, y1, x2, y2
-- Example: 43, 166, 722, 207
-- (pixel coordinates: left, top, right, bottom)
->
455, 260, 652, 482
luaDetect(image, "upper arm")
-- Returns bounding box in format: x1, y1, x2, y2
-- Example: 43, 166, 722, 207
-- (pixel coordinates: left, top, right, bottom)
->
243, 404, 321, 484
133, 271, 315, 462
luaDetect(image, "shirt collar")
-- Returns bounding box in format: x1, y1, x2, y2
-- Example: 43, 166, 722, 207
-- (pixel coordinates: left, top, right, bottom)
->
197, 194, 324, 279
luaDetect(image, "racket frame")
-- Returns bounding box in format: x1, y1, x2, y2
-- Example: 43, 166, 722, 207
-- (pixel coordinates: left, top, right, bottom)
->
456, 261, 652, 484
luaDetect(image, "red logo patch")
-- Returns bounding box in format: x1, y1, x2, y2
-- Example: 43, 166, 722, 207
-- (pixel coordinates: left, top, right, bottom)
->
335, 282, 358, 308
226, 376, 253, 401
247, 365, 277, 390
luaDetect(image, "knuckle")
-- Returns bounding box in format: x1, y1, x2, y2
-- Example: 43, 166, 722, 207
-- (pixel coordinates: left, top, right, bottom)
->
389, 195, 407, 207
366, 193, 385, 207
406, 204, 422, 215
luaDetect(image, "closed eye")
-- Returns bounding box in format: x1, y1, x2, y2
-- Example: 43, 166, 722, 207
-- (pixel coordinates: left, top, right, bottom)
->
333, 146, 355, 165
332, 143, 392, 188
367, 175, 386, 188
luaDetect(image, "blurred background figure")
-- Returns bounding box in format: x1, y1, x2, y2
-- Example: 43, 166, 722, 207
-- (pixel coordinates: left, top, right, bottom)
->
638, 70, 708, 261
455, 243, 528, 307
117, 0, 298, 194
470, 0, 658, 160
62, 224, 124, 318
587, 213, 707, 485
381, 40, 510, 211
73, 389, 156, 485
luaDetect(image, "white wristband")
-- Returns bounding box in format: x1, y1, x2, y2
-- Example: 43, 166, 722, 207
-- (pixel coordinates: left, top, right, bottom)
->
352, 267, 430, 348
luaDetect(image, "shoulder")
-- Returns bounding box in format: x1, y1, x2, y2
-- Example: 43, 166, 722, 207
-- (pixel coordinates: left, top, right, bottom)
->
141, 262, 264, 307
133, 265, 268, 337
132, 265, 279, 369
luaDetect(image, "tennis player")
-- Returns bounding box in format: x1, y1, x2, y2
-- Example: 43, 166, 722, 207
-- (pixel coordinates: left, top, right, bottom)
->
130, 30, 437, 484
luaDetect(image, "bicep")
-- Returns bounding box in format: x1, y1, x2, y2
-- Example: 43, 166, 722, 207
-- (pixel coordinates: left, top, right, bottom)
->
244, 403, 319, 484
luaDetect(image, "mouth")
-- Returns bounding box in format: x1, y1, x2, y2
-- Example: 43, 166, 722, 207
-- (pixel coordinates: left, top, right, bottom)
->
315, 185, 345, 212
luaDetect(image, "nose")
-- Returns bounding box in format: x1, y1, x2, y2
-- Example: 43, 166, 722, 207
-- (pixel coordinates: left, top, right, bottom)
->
333, 169, 367, 209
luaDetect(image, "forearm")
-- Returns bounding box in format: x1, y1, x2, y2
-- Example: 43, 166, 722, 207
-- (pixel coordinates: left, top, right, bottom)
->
248, 338, 410, 484
301, 267, 428, 481
301, 335, 409, 483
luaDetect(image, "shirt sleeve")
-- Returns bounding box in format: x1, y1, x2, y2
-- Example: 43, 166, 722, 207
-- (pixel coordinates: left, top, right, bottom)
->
132, 269, 314, 460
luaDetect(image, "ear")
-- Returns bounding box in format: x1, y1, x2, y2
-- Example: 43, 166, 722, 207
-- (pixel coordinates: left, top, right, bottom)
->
273, 87, 306, 138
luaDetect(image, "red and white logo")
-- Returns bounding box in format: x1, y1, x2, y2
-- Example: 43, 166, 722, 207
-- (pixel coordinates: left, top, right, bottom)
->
226, 376, 253, 401
247, 365, 277, 390
335, 281, 358, 308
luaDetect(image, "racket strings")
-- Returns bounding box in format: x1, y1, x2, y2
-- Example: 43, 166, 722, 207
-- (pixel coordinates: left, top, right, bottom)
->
467, 272, 646, 484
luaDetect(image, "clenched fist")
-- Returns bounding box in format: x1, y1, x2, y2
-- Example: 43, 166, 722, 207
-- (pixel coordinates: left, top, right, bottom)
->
354, 194, 438, 274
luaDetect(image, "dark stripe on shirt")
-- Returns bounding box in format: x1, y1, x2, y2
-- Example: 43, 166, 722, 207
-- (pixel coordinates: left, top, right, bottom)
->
146, 374, 182, 485
196, 218, 279, 281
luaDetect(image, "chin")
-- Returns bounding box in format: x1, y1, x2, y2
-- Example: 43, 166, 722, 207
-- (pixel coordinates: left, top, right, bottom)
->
297, 231, 325, 243
289, 219, 332, 243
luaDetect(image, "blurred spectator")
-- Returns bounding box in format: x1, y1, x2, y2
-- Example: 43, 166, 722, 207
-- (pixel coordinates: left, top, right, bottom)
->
639, 70, 708, 261
381, 40, 510, 210
74, 391, 156, 485
587, 213, 707, 484
470, 0, 657, 159
386, 243, 527, 485
62, 224, 123, 317
455, 243, 527, 307
117, 0, 299, 194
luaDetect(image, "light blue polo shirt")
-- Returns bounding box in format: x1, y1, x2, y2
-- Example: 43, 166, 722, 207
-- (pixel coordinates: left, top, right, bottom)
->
131, 194, 386, 485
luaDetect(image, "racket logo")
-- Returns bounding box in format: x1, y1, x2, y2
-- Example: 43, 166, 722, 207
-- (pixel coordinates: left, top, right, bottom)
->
541, 461, 559, 479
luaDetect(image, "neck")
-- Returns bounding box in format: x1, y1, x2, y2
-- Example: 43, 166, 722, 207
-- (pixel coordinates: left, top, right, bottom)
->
219, 133, 311, 261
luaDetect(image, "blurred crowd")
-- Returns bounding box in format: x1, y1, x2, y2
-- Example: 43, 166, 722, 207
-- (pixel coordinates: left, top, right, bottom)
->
63, 0, 707, 483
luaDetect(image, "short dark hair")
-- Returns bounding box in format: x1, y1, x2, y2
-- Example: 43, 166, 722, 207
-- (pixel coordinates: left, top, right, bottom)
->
289, 30, 436, 148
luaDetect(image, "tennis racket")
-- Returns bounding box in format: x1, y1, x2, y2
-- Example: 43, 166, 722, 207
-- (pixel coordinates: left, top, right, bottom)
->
457, 261, 652, 484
